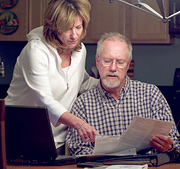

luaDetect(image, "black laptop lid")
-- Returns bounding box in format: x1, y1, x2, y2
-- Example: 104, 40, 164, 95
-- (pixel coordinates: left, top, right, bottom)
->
5, 105, 57, 163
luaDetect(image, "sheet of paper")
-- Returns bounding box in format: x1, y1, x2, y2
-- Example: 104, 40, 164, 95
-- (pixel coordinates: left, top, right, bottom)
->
84, 164, 148, 169
93, 135, 136, 155
106, 164, 148, 169
93, 116, 173, 155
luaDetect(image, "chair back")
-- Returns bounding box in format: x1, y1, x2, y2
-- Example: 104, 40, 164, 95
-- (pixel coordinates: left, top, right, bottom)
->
0, 99, 7, 169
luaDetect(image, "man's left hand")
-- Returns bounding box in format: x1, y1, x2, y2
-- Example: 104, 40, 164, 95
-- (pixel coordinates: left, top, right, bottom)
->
150, 134, 173, 152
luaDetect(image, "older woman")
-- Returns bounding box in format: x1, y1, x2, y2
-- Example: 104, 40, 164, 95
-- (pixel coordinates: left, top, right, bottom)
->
5, 0, 98, 155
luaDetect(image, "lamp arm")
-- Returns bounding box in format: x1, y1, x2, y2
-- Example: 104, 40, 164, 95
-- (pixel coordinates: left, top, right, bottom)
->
167, 10, 180, 19
115, 0, 163, 19
156, 0, 165, 19
108, 0, 179, 23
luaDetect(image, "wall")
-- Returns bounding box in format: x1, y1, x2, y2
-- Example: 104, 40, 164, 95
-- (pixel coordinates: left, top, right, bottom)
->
133, 38, 180, 86
0, 41, 27, 84
0, 38, 180, 86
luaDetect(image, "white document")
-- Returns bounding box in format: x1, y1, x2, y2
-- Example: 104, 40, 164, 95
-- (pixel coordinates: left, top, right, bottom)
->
85, 164, 148, 169
93, 116, 173, 155
106, 164, 148, 169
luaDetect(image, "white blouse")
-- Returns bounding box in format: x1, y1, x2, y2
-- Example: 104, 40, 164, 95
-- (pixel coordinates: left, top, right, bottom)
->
5, 26, 98, 148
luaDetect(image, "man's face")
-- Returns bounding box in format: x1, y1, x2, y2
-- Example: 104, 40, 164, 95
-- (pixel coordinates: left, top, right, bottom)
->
57, 16, 83, 50
96, 39, 131, 91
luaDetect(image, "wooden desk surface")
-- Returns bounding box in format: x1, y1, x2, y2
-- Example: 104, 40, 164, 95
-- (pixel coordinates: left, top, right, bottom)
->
7, 163, 180, 169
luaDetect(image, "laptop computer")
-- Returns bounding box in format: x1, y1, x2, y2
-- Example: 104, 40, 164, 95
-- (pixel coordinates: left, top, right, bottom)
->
5, 105, 76, 166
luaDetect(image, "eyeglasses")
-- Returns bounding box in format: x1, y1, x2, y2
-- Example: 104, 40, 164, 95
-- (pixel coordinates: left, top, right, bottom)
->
101, 58, 128, 68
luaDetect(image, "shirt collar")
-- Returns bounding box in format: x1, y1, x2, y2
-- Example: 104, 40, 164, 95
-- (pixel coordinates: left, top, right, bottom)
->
122, 76, 131, 95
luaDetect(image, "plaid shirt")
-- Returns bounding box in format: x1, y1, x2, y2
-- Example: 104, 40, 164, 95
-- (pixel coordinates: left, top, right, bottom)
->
66, 76, 180, 156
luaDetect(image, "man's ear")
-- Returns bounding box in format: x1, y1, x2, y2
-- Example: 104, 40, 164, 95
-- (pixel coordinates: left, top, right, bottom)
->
126, 59, 132, 72
128, 59, 132, 67
95, 55, 99, 69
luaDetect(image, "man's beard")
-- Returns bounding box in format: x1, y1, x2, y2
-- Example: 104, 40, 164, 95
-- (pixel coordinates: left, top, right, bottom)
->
102, 72, 121, 89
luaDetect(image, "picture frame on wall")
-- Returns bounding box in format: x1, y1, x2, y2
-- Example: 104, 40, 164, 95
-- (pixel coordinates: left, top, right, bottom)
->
0, 0, 28, 41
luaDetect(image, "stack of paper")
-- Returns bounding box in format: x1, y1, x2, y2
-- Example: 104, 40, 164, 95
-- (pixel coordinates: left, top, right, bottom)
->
84, 164, 148, 169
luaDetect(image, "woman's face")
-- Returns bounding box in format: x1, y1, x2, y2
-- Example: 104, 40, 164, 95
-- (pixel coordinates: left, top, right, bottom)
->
57, 16, 83, 50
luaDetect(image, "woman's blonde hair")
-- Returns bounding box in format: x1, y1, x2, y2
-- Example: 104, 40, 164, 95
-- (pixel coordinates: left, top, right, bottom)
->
43, 0, 91, 52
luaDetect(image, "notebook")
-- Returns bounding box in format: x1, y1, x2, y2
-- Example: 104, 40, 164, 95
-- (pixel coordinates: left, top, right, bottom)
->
5, 105, 76, 166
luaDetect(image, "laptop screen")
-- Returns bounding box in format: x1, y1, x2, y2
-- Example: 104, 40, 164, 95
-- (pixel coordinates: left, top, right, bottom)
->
5, 105, 57, 163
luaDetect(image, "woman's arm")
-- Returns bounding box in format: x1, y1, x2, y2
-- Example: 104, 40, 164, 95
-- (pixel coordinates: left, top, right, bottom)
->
59, 111, 99, 142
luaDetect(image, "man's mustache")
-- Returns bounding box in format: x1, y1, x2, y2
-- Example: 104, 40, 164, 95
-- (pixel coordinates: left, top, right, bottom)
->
105, 72, 120, 78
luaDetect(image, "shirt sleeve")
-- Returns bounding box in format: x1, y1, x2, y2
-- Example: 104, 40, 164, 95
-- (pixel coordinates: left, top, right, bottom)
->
20, 42, 67, 126
66, 96, 94, 155
79, 70, 99, 94
151, 85, 180, 154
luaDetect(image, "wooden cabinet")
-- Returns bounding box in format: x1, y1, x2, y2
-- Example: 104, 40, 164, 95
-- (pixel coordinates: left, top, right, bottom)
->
0, 0, 170, 43
126, 0, 170, 44
83, 0, 126, 43
0, 0, 49, 41
28, 0, 49, 32
84, 0, 170, 44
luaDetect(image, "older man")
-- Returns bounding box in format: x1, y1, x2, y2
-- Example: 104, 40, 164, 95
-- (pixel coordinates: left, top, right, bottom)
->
66, 32, 180, 161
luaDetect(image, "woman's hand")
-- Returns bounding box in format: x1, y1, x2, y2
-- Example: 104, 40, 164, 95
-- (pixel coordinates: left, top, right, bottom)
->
150, 134, 173, 152
77, 121, 99, 142
59, 111, 99, 142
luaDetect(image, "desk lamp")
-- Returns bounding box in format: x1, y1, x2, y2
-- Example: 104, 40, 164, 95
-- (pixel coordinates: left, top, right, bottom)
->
109, 0, 180, 23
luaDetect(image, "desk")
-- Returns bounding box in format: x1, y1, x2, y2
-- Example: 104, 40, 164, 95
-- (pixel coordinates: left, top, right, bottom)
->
7, 163, 180, 169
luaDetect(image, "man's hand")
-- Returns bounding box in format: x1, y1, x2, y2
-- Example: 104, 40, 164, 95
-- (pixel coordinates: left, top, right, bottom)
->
150, 134, 173, 152
77, 122, 99, 142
